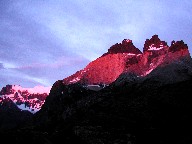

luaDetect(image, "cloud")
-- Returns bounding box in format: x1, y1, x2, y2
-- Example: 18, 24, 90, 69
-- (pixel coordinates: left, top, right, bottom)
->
0, 55, 90, 88
0, 68, 48, 88
0, 63, 4, 69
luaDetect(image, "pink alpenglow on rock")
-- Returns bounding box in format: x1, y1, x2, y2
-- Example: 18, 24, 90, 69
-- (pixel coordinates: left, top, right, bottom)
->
63, 35, 191, 85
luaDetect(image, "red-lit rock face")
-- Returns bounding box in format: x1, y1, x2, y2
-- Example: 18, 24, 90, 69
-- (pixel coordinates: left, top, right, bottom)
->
63, 35, 191, 85
64, 53, 140, 84
64, 40, 142, 85
124, 35, 190, 77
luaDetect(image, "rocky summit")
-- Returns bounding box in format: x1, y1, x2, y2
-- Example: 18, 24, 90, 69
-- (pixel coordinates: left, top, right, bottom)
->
63, 35, 190, 85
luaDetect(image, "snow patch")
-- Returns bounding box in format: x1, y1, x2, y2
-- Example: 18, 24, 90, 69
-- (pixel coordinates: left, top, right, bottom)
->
148, 44, 164, 51
69, 77, 80, 83
145, 68, 154, 76
140, 68, 154, 77
80, 69, 87, 75
17, 103, 41, 114
127, 53, 136, 56
124, 39, 132, 43
122, 53, 136, 56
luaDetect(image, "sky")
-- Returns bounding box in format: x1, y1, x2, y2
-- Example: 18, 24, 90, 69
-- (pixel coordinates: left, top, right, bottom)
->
0, 0, 192, 88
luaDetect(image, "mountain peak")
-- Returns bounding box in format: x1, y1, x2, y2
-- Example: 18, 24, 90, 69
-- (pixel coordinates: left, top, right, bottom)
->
107, 39, 142, 55
143, 35, 168, 52
122, 39, 132, 45
151, 34, 160, 41
169, 40, 188, 52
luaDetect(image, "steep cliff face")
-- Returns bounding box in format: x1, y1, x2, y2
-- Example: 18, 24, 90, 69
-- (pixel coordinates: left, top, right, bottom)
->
63, 35, 191, 85
63, 39, 142, 85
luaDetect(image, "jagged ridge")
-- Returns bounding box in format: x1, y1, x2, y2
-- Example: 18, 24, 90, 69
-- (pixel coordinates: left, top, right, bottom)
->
63, 35, 190, 85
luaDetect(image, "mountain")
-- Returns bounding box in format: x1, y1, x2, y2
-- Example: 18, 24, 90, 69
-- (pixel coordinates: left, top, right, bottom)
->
63, 35, 190, 85
28, 35, 191, 143
32, 59, 192, 144
0, 85, 51, 113
0, 96, 32, 131
0, 35, 191, 144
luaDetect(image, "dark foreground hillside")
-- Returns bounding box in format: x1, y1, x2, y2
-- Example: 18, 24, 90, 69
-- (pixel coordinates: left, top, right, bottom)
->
1, 75, 192, 144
